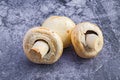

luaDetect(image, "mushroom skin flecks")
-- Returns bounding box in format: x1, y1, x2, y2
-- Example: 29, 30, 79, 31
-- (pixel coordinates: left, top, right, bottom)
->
71, 22, 104, 58
42, 16, 75, 48
23, 27, 63, 64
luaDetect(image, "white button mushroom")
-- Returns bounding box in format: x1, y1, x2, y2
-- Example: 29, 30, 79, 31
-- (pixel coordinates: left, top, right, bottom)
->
23, 27, 63, 64
42, 16, 76, 48
71, 22, 104, 58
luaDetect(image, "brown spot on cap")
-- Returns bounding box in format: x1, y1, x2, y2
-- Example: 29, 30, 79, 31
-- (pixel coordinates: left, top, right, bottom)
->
67, 30, 70, 33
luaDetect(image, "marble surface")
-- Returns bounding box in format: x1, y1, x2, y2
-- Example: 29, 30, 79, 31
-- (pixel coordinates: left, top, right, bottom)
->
0, 0, 120, 80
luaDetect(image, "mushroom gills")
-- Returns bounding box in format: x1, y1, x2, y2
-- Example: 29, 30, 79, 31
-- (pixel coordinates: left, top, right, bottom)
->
85, 30, 99, 50
30, 40, 49, 59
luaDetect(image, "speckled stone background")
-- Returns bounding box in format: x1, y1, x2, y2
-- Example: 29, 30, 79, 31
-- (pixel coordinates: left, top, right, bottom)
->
0, 0, 120, 80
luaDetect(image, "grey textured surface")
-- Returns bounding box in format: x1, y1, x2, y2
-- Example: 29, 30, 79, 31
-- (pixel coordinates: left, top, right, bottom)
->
0, 0, 120, 80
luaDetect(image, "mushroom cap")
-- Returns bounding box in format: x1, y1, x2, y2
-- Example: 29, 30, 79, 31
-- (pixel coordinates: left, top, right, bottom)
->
42, 16, 75, 48
71, 22, 104, 58
23, 27, 63, 64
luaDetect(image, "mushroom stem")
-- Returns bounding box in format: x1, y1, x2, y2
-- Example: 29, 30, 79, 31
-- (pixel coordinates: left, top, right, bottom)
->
30, 41, 49, 58
86, 34, 99, 50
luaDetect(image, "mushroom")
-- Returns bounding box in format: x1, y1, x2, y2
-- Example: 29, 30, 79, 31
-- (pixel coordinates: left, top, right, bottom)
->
42, 16, 75, 48
71, 22, 104, 58
23, 27, 63, 64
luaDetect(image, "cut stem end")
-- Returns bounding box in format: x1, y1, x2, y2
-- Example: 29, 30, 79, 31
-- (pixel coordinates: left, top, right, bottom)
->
86, 34, 99, 50
30, 41, 49, 59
